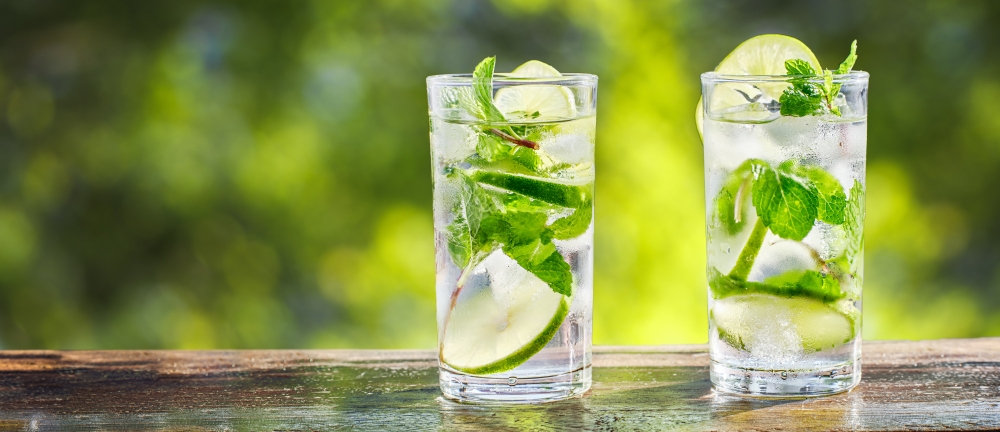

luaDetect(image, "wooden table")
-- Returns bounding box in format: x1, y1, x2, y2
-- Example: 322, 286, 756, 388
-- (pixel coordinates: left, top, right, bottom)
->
0, 339, 997, 431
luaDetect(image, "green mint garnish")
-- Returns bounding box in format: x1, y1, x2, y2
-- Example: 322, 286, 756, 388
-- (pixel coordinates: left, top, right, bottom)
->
779, 59, 824, 117
794, 164, 847, 225
843, 179, 865, 270
491, 211, 573, 296
751, 161, 819, 242
549, 203, 593, 240
778, 40, 859, 117
472, 57, 508, 123
713, 159, 863, 300
443, 56, 592, 297
834, 40, 859, 76
446, 171, 502, 271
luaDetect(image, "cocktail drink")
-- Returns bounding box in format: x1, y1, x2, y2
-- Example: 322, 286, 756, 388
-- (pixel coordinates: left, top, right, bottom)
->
427, 58, 597, 403
699, 35, 868, 396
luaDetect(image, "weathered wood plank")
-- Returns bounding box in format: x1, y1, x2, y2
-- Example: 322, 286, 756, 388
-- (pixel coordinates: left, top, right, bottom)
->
0, 339, 996, 430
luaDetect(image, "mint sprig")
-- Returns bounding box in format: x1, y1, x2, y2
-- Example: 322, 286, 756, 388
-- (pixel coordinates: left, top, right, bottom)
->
778, 40, 859, 117
471, 56, 508, 123
443, 56, 593, 297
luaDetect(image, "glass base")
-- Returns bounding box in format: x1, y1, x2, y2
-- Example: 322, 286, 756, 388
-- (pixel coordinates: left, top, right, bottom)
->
710, 359, 860, 397
439, 365, 591, 404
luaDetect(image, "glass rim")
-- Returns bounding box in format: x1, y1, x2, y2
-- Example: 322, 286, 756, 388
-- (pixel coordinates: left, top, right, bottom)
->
427, 73, 598, 86
701, 70, 869, 84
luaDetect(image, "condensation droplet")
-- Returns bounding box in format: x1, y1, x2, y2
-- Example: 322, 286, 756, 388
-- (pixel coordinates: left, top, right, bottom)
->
780, 371, 788, 380
721, 243, 731, 254
508, 377, 517, 386
570, 319, 580, 345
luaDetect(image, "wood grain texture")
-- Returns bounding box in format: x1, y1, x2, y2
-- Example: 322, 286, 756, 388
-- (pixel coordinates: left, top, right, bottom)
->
0, 339, 996, 431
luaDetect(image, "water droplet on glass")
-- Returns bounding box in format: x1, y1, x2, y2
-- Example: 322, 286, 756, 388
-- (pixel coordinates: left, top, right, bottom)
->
721, 243, 731, 254
780, 372, 788, 380
830, 370, 838, 377
570, 319, 580, 345
508, 377, 517, 386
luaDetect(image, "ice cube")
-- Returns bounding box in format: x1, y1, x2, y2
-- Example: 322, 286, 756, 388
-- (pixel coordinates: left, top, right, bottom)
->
745, 308, 804, 361
539, 130, 593, 166
749, 237, 819, 281
431, 120, 477, 162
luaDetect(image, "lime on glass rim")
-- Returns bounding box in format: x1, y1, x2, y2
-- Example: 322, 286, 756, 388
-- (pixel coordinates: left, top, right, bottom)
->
696, 34, 822, 138
494, 60, 577, 121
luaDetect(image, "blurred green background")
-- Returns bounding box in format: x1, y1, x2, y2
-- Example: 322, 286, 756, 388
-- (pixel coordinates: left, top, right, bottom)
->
0, 0, 998, 349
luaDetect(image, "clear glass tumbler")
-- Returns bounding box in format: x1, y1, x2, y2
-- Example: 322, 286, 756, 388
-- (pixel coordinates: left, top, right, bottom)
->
427, 71, 597, 403
701, 71, 868, 396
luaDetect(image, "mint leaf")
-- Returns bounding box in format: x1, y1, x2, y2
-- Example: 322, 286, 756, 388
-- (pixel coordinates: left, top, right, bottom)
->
778, 79, 823, 117
484, 211, 574, 296
843, 180, 865, 269
834, 40, 858, 75
504, 234, 573, 296
751, 162, 818, 241
778, 41, 859, 117
517, 251, 573, 296
447, 212, 473, 268
445, 171, 502, 269
476, 133, 508, 163
550, 201, 593, 240
472, 56, 507, 123
828, 40, 858, 115
779, 65, 824, 118
823, 70, 841, 116
709, 268, 844, 303
785, 59, 817, 76
713, 159, 764, 235
790, 163, 847, 225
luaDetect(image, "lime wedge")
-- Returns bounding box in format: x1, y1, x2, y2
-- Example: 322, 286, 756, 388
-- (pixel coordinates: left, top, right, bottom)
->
441, 260, 569, 375
494, 60, 576, 121
696, 34, 822, 138
713, 294, 855, 353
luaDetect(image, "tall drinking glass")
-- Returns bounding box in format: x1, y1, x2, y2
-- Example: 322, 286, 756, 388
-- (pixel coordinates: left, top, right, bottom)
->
427, 70, 597, 403
701, 72, 868, 396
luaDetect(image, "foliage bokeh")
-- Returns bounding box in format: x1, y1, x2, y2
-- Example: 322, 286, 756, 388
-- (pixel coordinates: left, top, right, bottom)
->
0, 0, 998, 349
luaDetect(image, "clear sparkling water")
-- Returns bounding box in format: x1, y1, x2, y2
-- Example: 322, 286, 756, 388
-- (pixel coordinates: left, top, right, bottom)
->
703, 111, 866, 396
431, 115, 595, 403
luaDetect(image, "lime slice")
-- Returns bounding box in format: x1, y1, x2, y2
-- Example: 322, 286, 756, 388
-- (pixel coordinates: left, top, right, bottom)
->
494, 60, 576, 121
472, 170, 590, 208
713, 294, 855, 353
715, 35, 821, 75
508, 60, 562, 78
441, 263, 569, 375
697, 34, 822, 138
